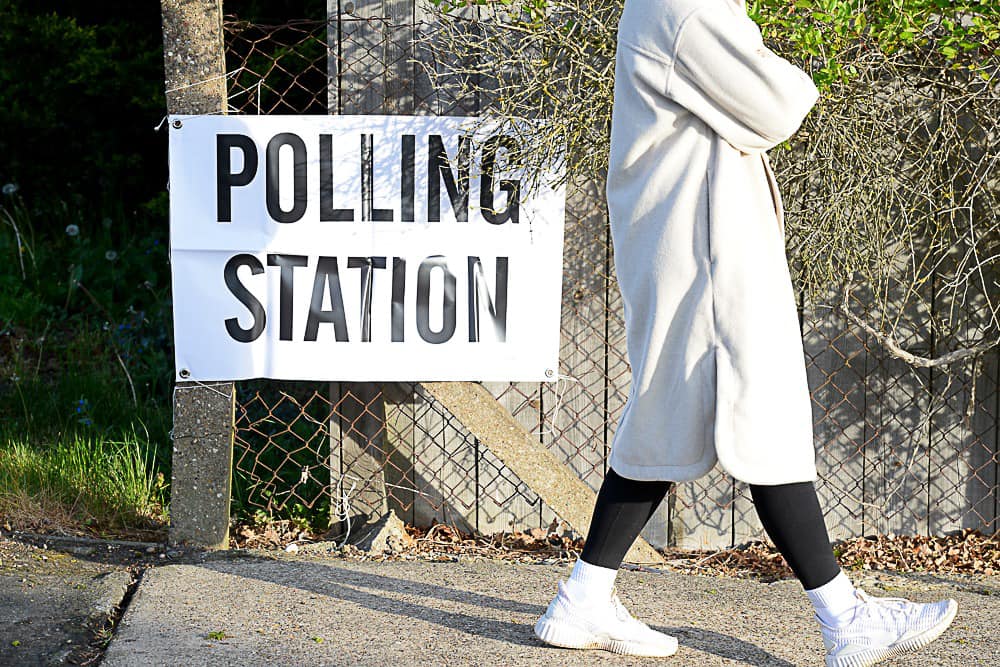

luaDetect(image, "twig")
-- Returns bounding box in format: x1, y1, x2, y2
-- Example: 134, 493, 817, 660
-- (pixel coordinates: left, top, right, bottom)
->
838, 283, 998, 368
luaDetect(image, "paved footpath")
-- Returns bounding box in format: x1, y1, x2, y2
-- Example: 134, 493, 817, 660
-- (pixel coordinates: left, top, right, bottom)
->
0, 534, 135, 666
100, 551, 999, 667
2, 533, 998, 666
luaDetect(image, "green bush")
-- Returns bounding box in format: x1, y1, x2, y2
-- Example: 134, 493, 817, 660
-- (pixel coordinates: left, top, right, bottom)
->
748, 0, 999, 87
431, 0, 1000, 91
0, 0, 165, 213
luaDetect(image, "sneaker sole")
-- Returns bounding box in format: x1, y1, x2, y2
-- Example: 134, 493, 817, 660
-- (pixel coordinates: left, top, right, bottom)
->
534, 616, 678, 657
826, 599, 959, 667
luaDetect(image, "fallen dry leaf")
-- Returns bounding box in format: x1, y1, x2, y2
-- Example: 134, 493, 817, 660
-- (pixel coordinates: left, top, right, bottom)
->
228, 516, 999, 578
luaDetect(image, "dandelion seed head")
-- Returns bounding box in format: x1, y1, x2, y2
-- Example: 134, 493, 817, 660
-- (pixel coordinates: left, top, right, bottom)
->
105, 250, 118, 261
2, 183, 18, 196
65, 224, 80, 237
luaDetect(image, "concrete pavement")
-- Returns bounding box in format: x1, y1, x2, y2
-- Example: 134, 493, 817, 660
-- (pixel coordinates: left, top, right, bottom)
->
0, 535, 135, 666
101, 552, 999, 667
2, 532, 997, 666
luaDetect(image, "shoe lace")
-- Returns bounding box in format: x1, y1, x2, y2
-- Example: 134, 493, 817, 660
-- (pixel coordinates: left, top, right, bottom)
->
853, 588, 914, 628
610, 586, 647, 628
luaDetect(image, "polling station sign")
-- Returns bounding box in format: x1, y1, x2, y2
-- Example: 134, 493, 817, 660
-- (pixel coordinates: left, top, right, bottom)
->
168, 114, 566, 382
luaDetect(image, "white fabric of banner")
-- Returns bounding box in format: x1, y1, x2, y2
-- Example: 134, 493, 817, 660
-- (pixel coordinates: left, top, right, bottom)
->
168, 114, 565, 382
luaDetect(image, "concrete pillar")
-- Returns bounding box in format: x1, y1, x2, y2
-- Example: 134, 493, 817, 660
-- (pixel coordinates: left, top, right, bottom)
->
169, 382, 235, 548
160, 0, 234, 549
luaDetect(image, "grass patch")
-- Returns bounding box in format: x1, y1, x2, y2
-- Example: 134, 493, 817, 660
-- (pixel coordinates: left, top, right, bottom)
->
1, 190, 174, 539
0, 430, 168, 538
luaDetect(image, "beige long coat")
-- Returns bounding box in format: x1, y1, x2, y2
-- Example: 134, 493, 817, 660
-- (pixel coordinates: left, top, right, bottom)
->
605, 0, 820, 485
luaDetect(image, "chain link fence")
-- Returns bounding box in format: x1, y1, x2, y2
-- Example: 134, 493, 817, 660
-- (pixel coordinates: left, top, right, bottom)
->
221, 12, 999, 548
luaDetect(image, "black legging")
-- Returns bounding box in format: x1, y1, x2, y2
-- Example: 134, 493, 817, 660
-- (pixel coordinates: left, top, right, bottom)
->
580, 467, 840, 590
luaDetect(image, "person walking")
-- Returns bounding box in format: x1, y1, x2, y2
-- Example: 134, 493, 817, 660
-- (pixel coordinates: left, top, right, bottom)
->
533, 1, 958, 665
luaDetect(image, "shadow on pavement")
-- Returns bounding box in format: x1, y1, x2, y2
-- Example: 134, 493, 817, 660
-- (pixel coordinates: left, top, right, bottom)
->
659, 625, 797, 666
201, 560, 791, 662
206, 561, 545, 647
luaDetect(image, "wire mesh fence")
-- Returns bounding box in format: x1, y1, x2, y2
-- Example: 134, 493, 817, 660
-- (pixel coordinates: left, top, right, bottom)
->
224, 18, 329, 114
222, 11, 999, 548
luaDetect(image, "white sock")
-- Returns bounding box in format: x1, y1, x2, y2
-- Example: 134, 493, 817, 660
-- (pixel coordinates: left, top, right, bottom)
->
806, 571, 858, 627
562, 558, 618, 606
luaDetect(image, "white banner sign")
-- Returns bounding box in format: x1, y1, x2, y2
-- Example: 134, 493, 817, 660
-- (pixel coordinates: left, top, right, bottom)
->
168, 114, 565, 382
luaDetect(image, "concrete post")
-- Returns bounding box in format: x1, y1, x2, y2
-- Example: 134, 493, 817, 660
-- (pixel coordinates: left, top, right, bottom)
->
169, 382, 236, 548
160, 0, 234, 549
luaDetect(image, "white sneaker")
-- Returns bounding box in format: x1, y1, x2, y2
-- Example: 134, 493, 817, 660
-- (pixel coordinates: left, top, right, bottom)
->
821, 588, 958, 667
533, 581, 678, 657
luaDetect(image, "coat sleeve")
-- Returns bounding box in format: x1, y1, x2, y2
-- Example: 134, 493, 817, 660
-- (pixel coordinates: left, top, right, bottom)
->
665, 6, 819, 154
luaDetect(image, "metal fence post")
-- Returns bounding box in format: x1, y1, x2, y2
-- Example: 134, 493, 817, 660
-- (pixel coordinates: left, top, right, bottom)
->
160, 0, 234, 549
